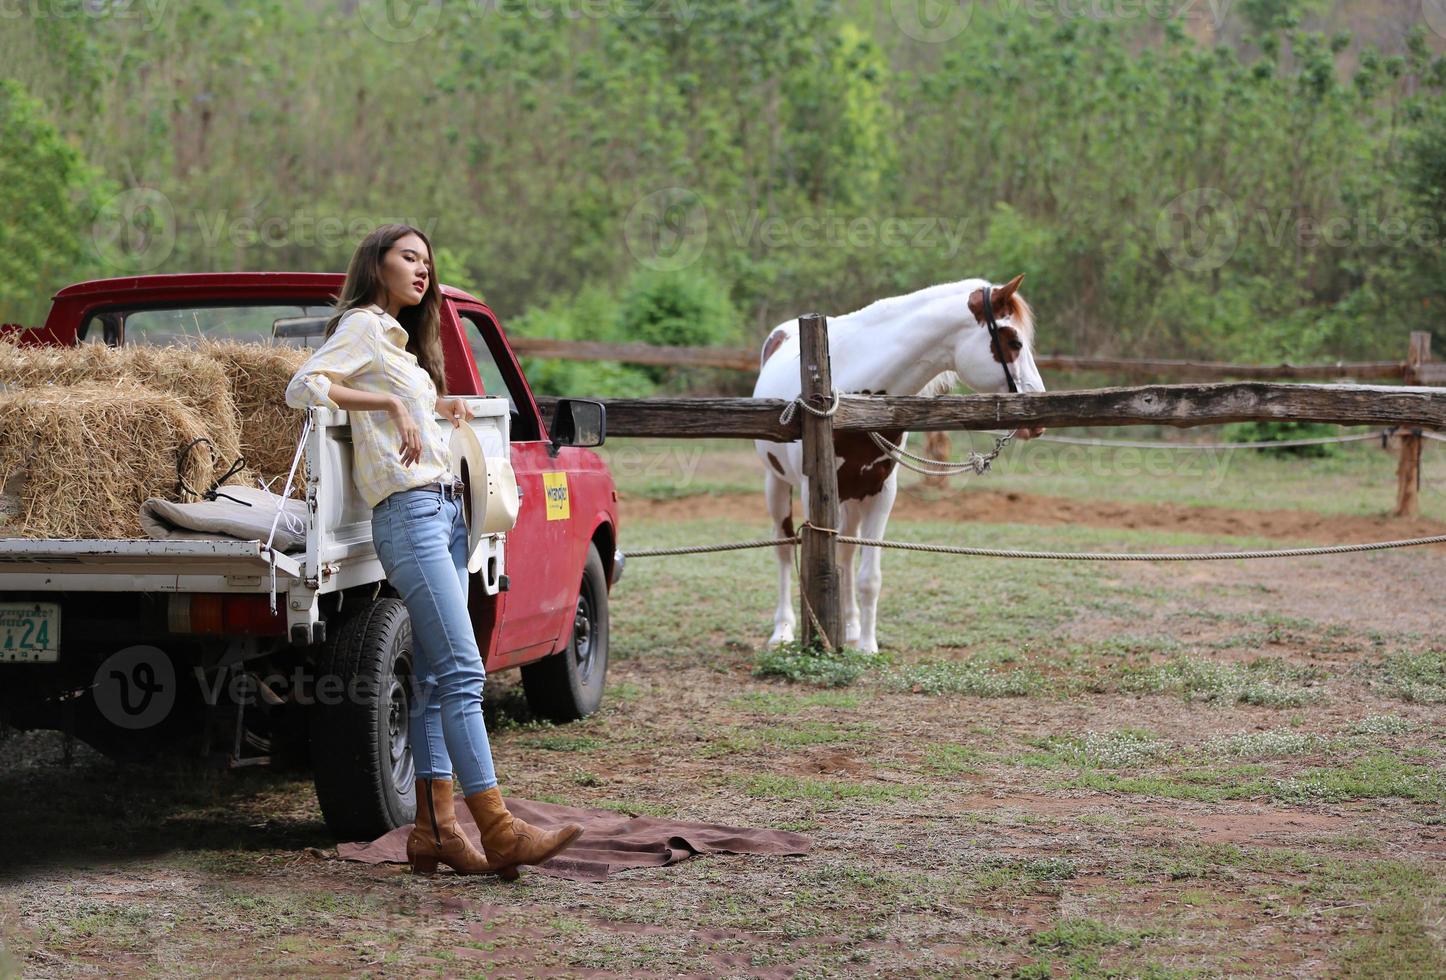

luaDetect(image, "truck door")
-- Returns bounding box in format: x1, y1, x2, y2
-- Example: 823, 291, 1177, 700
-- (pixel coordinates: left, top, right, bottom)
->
454, 306, 572, 665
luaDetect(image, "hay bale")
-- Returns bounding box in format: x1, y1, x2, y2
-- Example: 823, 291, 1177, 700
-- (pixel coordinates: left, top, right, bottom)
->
0, 382, 217, 539
195, 340, 310, 489
0, 335, 249, 483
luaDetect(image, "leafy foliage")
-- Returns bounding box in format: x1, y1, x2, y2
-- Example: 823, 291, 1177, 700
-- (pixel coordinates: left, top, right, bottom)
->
1, 0, 1442, 374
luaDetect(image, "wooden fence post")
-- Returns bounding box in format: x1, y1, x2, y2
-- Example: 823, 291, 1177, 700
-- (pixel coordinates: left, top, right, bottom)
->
1395, 332, 1431, 517
797, 314, 842, 651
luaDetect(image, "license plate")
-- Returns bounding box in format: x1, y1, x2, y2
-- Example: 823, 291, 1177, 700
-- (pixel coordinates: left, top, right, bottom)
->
0, 602, 60, 663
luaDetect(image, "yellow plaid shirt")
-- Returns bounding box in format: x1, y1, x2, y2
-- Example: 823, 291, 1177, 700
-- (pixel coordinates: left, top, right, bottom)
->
284, 306, 453, 509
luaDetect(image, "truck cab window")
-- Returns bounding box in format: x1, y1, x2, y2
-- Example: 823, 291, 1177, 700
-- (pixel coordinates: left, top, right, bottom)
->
107, 305, 335, 347
457, 309, 539, 441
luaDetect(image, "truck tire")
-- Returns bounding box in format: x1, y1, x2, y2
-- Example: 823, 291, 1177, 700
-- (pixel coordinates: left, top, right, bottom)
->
521, 542, 609, 722
309, 597, 417, 842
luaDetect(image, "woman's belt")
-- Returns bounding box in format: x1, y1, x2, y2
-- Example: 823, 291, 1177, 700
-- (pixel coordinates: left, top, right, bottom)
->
411, 477, 466, 499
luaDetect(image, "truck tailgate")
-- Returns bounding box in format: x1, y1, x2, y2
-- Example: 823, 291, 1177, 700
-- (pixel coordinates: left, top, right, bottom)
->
0, 538, 300, 590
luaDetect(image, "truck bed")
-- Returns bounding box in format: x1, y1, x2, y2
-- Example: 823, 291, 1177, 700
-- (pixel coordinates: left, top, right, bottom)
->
0, 398, 511, 641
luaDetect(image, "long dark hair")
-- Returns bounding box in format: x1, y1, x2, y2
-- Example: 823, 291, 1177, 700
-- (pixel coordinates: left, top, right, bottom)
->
324, 223, 446, 394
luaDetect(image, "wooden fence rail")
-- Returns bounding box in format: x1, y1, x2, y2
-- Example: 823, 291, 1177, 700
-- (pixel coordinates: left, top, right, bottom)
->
537, 382, 1446, 442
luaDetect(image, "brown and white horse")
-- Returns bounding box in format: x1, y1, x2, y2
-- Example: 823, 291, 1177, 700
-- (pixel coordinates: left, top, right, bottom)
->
752, 276, 1046, 653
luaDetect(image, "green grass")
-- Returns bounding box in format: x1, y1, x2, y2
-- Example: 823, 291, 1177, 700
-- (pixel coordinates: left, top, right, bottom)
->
751, 641, 881, 687
883, 658, 1045, 697
978, 724, 1444, 808
613, 509, 1380, 669
1058, 750, 1443, 807
974, 856, 1079, 890
1271, 751, 1446, 805
1011, 729, 1171, 769
1347, 713, 1417, 736
1030, 916, 1156, 953
1119, 656, 1326, 707
1204, 728, 1333, 758
725, 689, 862, 713
605, 435, 1446, 520
923, 743, 988, 774
1369, 649, 1446, 704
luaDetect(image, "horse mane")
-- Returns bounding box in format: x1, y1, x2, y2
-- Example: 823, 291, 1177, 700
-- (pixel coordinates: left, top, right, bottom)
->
840, 279, 1036, 346
1001, 293, 1036, 346
916, 370, 959, 397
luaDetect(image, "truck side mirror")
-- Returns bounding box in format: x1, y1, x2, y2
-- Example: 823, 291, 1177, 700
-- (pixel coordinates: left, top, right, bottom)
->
547, 398, 606, 456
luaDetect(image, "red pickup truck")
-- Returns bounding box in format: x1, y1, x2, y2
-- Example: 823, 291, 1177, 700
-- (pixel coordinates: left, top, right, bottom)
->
0, 272, 621, 841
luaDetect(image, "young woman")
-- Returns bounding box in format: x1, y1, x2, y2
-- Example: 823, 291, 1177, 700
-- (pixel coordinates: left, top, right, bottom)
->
284, 224, 582, 878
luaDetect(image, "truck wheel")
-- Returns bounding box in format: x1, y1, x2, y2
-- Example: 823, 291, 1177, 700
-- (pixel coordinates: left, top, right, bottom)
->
521, 543, 609, 722
309, 597, 417, 842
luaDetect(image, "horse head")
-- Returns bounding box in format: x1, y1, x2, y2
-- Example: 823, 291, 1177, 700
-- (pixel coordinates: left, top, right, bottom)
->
952, 274, 1046, 439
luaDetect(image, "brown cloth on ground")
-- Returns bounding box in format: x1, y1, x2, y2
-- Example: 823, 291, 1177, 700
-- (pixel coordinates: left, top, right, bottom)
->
335, 796, 812, 882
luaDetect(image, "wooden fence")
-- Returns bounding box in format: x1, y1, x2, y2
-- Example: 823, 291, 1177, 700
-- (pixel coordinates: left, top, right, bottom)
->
528, 330, 1438, 517
536, 316, 1444, 650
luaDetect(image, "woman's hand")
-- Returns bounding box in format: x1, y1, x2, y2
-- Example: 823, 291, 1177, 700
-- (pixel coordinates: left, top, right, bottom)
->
390, 397, 423, 466
436, 396, 474, 429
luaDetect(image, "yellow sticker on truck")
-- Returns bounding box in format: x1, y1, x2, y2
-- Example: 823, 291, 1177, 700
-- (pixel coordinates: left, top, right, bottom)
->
542, 472, 571, 521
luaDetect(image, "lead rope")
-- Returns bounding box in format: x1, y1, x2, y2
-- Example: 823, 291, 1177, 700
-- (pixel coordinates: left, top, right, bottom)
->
265, 411, 314, 615
868, 429, 1015, 476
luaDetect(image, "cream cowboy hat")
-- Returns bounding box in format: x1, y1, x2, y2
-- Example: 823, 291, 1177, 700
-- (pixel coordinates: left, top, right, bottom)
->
448, 421, 521, 573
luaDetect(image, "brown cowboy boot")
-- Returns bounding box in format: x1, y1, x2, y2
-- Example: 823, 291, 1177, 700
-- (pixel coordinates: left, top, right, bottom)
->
407, 777, 503, 876
463, 786, 583, 880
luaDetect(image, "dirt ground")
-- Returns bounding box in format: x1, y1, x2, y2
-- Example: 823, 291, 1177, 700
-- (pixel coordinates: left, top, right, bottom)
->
626, 486, 1446, 546
1, 487, 1442, 977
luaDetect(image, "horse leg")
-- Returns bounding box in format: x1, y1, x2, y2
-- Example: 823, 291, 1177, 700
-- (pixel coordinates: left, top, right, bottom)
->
764, 470, 797, 646
854, 473, 897, 654
839, 500, 864, 647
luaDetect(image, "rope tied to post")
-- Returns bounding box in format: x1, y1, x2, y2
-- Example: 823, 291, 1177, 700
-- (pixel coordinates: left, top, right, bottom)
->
778, 388, 842, 426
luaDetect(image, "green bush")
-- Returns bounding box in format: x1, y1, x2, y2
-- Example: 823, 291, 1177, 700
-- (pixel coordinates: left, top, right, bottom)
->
508, 284, 658, 399
616, 269, 741, 389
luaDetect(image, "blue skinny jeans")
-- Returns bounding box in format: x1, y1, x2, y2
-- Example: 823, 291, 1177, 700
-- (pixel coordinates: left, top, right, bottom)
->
370, 485, 499, 795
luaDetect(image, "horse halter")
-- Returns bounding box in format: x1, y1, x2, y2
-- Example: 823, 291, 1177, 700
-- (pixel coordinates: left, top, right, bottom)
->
980, 284, 1020, 394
